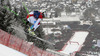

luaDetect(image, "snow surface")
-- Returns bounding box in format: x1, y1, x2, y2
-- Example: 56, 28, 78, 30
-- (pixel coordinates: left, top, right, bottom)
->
0, 44, 27, 56
60, 31, 89, 54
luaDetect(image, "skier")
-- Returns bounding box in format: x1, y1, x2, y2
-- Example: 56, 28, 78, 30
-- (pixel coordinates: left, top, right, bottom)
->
26, 11, 45, 35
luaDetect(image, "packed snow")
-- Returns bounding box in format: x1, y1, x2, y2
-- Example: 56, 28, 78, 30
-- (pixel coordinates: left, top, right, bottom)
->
60, 31, 89, 54
0, 44, 27, 56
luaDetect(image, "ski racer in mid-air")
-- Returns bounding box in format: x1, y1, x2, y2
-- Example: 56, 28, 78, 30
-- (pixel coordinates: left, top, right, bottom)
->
26, 11, 46, 35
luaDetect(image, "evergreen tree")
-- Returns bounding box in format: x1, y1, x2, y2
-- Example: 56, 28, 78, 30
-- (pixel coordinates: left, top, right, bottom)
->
7, 0, 11, 8
0, 0, 13, 33
1, 0, 4, 6
83, 8, 98, 25
0, 0, 47, 50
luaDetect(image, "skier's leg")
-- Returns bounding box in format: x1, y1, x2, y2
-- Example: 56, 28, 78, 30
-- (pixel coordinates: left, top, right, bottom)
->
34, 24, 40, 31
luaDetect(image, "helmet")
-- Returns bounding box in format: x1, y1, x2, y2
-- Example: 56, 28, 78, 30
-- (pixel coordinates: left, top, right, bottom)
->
34, 11, 40, 19
34, 10, 47, 18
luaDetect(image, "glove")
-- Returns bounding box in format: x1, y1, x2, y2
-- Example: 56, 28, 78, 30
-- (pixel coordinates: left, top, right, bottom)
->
26, 21, 29, 25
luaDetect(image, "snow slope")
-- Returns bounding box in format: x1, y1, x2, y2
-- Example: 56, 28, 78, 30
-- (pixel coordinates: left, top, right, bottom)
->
0, 44, 27, 56
59, 31, 89, 55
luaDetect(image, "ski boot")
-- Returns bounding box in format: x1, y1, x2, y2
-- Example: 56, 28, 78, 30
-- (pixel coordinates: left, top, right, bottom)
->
28, 28, 36, 36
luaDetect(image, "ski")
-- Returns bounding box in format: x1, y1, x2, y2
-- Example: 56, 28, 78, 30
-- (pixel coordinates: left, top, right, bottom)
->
26, 30, 55, 45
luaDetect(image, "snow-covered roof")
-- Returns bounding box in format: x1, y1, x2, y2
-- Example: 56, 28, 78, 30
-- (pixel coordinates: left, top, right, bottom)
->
41, 21, 56, 25
43, 28, 53, 35
54, 31, 62, 34
97, 40, 100, 47
53, 15, 80, 22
